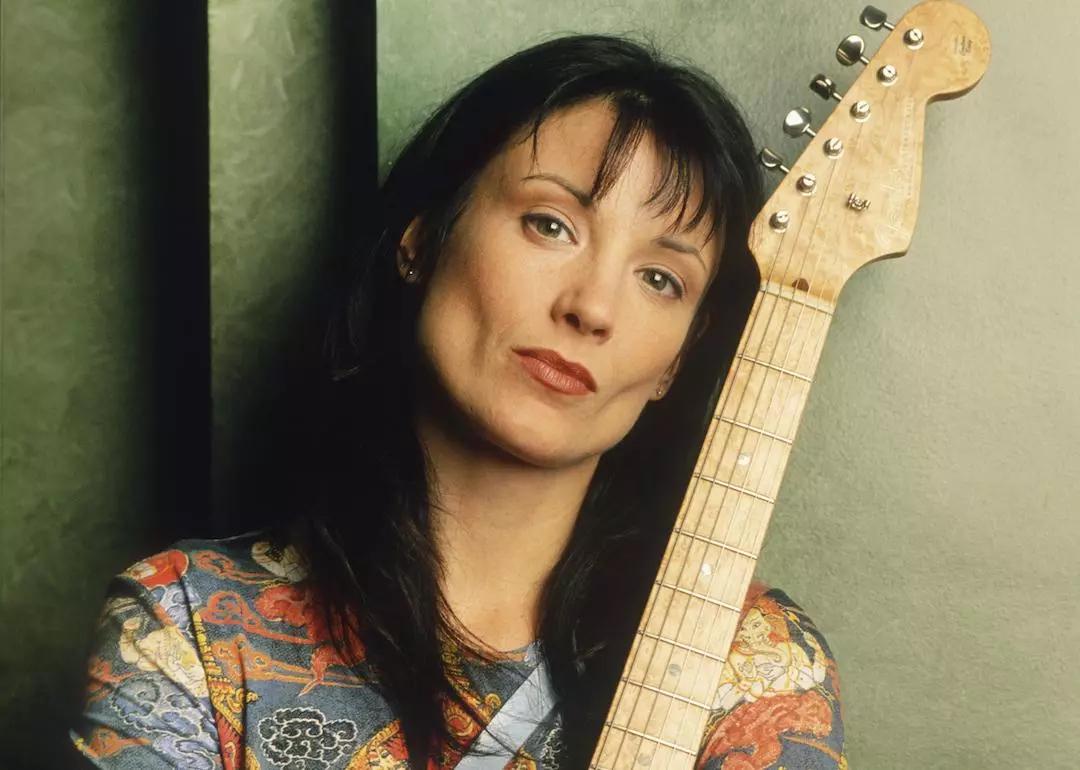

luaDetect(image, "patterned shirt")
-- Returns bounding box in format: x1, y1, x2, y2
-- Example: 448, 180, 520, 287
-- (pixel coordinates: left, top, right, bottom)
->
70, 531, 846, 769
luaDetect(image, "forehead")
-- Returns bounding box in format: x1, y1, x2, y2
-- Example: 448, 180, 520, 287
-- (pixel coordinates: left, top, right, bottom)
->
491, 99, 718, 250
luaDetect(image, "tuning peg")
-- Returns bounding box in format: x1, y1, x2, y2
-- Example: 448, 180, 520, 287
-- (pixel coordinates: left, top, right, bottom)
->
783, 107, 817, 138
860, 5, 895, 31
836, 35, 870, 66
759, 148, 790, 175
810, 74, 843, 102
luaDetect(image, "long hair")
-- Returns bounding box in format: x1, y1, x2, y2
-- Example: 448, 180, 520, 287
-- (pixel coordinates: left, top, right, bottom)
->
299, 33, 764, 769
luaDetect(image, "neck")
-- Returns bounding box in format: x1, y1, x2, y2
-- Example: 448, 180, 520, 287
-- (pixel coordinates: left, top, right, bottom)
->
590, 281, 835, 769
414, 396, 598, 653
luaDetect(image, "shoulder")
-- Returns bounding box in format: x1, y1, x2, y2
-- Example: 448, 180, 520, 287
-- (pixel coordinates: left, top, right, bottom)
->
740, 581, 837, 652
72, 527, 386, 767
119, 528, 309, 593
694, 580, 847, 770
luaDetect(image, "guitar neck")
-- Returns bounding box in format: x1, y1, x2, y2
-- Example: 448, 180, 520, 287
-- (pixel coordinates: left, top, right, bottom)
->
588, 0, 990, 762
589, 280, 836, 770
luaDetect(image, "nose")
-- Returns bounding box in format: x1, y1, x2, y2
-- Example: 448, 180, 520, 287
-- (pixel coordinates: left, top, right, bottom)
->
551, 250, 620, 340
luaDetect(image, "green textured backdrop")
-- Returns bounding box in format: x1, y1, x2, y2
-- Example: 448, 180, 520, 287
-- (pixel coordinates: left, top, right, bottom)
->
2, 1, 1077, 768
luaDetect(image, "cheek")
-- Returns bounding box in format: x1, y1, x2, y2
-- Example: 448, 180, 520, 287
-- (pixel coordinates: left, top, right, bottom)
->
609, 321, 688, 395
414, 229, 544, 426
417, 234, 532, 365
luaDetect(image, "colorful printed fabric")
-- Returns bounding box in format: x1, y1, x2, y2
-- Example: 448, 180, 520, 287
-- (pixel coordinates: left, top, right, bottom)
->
70, 532, 845, 769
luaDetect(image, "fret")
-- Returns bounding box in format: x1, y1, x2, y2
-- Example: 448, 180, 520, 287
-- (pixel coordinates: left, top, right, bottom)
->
733, 352, 813, 383
690, 420, 792, 500
599, 723, 698, 756
618, 677, 712, 711
627, 631, 725, 704
688, 472, 775, 505
654, 532, 757, 615
669, 525, 758, 560
737, 289, 834, 380
714, 416, 793, 447
654, 580, 742, 613
640, 574, 742, 651
676, 479, 773, 554
717, 364, 812, 442
635, 629, 727, 662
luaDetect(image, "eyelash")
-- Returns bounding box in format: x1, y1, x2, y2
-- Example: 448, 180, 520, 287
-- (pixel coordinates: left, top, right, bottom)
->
522, 213, 686, 300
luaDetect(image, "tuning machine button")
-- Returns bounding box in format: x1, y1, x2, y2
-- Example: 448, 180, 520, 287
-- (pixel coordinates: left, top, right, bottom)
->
860, 5, 895, 31
810, 74, 843, 102
836, 35, 870, 66
759, 148, 790, 175
783, 107, 817, 139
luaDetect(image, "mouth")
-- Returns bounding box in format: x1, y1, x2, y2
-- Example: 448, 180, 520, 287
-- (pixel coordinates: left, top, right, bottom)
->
513, 347, 597, 395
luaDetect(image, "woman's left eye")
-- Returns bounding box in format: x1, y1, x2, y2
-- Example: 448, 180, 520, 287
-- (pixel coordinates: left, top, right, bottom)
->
523, 213, 574, 243
641, 269, 685, 300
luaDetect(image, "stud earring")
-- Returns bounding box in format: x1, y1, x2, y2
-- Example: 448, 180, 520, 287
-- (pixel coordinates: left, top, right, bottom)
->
399, 255, 419, 283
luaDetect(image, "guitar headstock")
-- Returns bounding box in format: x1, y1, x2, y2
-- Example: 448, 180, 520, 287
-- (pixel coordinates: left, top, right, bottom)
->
748, 0, 990, 304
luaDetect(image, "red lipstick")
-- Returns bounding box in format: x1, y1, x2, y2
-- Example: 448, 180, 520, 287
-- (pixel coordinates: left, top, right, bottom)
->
513, 348, 597, 395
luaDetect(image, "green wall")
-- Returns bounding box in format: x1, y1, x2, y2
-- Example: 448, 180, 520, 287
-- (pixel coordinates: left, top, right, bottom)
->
2, 1, 1077, 768
1, 3, 209, 767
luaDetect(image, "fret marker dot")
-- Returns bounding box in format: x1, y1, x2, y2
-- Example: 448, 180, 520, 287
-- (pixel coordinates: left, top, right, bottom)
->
668, 663, 682, 677
637, 752, 652, 766
736, 452, 752, 466
700, 563, 713, 576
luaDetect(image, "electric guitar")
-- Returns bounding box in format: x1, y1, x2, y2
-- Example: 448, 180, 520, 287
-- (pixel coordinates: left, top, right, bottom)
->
590, 2, 990, 767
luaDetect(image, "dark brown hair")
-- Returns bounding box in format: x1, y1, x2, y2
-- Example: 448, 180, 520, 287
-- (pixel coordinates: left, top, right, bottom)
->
302, 32, 763, 769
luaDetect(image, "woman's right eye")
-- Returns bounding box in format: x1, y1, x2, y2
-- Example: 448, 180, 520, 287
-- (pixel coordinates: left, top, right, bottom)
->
523, 213, 574, 243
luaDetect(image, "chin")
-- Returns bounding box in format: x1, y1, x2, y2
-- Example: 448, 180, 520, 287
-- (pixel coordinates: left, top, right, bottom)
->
478, 400, 599, 469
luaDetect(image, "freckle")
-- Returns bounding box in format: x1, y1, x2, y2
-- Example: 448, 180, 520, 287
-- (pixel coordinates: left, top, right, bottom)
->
792, 277, 810, 292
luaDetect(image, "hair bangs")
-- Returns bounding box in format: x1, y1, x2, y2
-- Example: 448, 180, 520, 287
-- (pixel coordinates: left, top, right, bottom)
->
524, 87, 725, 250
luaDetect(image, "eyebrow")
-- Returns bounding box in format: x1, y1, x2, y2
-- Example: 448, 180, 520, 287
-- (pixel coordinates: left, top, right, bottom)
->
521, 172, 707, 272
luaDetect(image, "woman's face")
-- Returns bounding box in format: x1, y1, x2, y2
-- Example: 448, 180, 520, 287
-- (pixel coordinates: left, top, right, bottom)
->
406, 97, 721, 469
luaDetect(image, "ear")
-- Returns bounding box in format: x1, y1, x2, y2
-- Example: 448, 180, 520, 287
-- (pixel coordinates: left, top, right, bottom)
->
395, 216, 423, 278
651, 352, 682, 401
652, 308, 710, 400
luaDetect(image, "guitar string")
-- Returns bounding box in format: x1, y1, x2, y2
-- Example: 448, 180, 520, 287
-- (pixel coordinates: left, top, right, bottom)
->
656, 149, 850, 769
591, 201, 802, 768
594, 157, 824, 766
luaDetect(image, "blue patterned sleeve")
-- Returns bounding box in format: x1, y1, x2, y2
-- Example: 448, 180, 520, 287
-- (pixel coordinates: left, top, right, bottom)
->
694, 585, 847, 770
69, 563, 223, 769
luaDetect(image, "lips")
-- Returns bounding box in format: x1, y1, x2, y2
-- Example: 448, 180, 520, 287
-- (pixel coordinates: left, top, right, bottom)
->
513, 347, 597, 394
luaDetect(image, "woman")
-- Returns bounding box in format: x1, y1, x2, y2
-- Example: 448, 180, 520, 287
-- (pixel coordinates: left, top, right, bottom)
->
70, 34, 846, 770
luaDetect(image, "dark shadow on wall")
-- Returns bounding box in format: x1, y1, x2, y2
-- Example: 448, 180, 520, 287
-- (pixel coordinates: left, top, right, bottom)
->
4, 4, 212, 770
210, 0, 379, 537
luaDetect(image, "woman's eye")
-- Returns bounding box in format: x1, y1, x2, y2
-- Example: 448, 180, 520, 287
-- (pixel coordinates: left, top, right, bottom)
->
641, 268, 685, 300
523, 213, 574, 243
